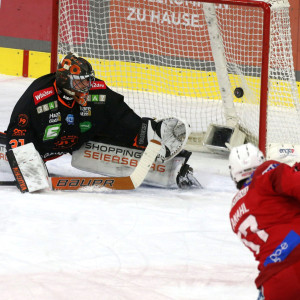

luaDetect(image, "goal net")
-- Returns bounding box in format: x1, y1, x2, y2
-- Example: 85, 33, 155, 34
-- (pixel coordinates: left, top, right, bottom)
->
55, 0, 299, 155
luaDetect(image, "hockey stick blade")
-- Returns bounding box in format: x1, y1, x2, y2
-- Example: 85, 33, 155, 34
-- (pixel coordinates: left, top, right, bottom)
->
0, 180, 17, 186
51, 139, 162, 191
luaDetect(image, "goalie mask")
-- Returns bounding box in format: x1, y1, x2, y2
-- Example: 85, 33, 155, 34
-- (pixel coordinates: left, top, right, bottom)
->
56, 53, 95, 106
229, 143, 265, 185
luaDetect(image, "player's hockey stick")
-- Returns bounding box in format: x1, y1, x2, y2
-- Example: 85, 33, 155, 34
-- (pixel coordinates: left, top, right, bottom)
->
1, 139, 161, 191
0, 180, 17, 186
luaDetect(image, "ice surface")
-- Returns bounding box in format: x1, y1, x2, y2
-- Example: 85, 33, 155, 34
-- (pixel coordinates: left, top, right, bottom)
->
0, 75, 257, 300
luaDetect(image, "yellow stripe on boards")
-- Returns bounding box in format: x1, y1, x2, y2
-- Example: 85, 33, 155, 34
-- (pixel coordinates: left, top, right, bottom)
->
0, 47, 299, 108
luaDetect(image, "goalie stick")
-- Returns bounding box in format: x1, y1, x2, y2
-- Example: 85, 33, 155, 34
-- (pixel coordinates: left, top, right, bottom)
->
2, 139, 161, 192
52, 139, 161, 190
0, 180, 17, 186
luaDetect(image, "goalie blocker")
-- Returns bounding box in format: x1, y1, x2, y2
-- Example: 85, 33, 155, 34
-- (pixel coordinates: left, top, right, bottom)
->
6, 143, 50, 193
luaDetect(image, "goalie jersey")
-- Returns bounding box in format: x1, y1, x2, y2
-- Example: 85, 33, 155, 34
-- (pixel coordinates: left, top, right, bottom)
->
6, 73, 142, 161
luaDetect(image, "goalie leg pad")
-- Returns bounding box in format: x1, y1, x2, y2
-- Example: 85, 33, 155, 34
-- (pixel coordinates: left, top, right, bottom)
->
7, 143, 50, 193
71, 140, 189, 188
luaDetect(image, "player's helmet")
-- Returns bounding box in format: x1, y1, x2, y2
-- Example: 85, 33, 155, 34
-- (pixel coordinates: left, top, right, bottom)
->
56, 53, 95, 106
229, 143, 265, 185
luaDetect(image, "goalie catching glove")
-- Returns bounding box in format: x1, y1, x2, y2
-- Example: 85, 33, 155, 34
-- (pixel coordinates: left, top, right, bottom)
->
137, 117, 191, 162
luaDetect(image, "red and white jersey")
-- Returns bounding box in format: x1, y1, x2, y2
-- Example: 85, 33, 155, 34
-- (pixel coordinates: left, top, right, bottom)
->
229, 160, 300, 287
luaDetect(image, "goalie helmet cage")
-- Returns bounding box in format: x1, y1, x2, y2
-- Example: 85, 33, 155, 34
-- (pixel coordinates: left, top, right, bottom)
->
51, 0, 300, 156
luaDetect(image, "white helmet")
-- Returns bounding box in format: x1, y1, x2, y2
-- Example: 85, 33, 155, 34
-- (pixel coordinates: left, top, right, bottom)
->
229, 143, 265, 184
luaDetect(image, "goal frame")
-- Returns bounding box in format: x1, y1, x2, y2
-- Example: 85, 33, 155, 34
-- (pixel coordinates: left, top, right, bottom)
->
50, 0, 273, 154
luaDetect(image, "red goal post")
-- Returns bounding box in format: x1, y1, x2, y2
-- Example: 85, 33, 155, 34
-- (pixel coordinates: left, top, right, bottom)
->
51, 0, 300, 159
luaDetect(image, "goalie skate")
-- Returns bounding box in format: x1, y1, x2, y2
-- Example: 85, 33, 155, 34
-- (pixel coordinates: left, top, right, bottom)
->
176, 164, 202, 189
176, 150, 202, 189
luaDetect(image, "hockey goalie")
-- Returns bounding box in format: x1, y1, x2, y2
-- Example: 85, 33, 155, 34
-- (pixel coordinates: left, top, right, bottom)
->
1, 53, 200, 192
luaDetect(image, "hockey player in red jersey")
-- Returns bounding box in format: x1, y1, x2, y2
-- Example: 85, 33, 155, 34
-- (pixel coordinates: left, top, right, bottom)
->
229, 143, 300, 300
1, 53, 200, 191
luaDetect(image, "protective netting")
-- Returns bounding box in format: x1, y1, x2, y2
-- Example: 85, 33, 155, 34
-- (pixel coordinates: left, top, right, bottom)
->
57, 0, 299, 151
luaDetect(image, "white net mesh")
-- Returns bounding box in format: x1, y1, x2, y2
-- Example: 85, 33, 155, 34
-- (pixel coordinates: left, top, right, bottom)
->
57, 0, 299, 151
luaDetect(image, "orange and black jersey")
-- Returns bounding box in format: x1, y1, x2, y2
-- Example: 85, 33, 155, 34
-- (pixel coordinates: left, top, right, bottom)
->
6, 73, 142, 160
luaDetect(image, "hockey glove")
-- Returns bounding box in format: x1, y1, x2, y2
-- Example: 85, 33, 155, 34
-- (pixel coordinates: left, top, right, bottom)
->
137, 117, 191, 162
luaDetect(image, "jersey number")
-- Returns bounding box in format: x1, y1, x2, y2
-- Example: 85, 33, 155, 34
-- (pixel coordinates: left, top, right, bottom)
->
9, 139, 25, 149
237, 215, 269, 254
